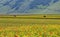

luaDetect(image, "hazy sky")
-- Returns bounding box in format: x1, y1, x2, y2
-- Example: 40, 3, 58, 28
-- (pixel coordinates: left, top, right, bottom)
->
0, 0, 60, 14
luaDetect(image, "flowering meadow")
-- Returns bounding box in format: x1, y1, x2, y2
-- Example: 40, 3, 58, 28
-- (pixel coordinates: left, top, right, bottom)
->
0, 24, 60, 37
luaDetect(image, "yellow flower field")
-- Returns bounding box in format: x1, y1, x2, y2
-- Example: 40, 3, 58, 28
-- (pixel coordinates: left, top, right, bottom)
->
0, 24, 60, 37
0, 15, 60, 37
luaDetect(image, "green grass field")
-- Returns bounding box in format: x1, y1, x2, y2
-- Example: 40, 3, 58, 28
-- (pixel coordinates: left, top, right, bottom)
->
0, 15, 60, 37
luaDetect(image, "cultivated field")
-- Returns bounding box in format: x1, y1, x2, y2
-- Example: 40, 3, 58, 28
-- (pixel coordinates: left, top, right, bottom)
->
0, 15, 60, 37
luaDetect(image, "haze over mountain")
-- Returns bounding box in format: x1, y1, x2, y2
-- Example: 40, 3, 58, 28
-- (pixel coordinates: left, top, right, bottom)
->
0, 0, 60, 14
